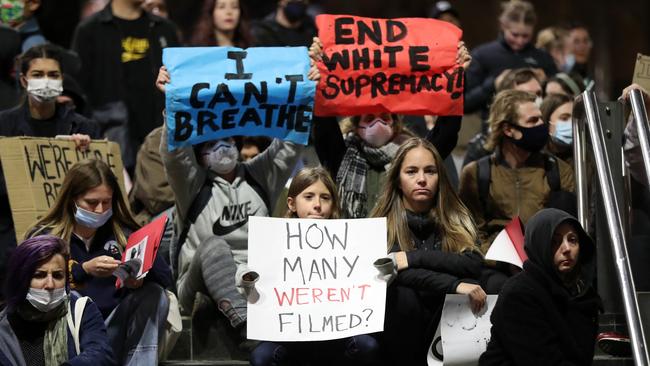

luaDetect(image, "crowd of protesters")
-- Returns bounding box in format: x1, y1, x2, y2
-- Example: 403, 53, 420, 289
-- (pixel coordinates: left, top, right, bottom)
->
0, 0, 645, 365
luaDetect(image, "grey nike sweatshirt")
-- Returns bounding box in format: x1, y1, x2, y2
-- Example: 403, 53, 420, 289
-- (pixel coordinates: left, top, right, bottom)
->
160, 128, 303, 289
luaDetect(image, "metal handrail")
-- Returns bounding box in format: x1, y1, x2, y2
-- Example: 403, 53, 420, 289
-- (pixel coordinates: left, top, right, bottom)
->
630, 89, 650, 188
574, 90, 649, 365
572, 95, 589, 229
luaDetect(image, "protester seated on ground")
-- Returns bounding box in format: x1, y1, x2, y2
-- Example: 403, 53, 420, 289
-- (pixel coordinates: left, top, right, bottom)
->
371, 138, 486, 366
309, 37, 470, 218
239, 136, 272, 161
541, 93, 575, 165
250, 167, 380, 365
129, 126, 175, 226
0, 43, 99, 303
459, 89, 575, 253
26, 159, 172, 365
479, 208, 600, 366
156, 66, 303, 349
544, 72, 585, 97
464, 68, 544, 167
0, 234, 115, 365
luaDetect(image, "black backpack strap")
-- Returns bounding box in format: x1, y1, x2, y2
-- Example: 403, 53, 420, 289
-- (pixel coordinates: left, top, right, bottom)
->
477, 155, 492, 214
175, 180, 213, 261
244, 167, 271, 213
544, 154, 561, 192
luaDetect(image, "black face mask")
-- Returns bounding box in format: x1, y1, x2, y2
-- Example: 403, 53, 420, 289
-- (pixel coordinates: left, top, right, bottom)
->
283, 1, 307, 23
507, 122, 549, 152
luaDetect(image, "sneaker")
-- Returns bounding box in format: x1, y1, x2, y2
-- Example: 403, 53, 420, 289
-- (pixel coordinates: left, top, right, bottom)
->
597, 332, 632, 357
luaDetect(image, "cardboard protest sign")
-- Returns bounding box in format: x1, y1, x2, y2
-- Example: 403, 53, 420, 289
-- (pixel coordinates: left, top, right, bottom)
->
247, 216, 387, 341
314, 15, 463, 116
0, 137, 124, 242
485, 217, 526, 268
433, 295, 498, 366
115, 213, 168, 289
633, 53, 650, 93
164, 47, 316, 150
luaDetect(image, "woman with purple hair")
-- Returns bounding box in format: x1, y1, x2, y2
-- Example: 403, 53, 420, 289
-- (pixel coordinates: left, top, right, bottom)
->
0, 235, 114, 365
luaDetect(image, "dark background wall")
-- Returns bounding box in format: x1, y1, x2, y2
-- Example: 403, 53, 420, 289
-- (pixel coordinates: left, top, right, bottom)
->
222, 0, 650, 99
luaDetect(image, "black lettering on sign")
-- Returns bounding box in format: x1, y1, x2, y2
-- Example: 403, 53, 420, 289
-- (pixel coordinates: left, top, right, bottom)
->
174, 111, 193, 141
24, 145, 44, 182
322, 50, 350, 72
409, 46, 430, 72
190, 83, 210, 108
208, 83, 237, 108
386, 20, 407, 42
285, 75, 303, 104
197, 110, 219, 136
334, 17, 355, 45
357, 20, 382, 45
225, 51, 252, 80
242, 81, 268, 105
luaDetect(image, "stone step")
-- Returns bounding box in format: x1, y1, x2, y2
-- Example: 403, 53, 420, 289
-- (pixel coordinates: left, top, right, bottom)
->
160, 361, 249, 366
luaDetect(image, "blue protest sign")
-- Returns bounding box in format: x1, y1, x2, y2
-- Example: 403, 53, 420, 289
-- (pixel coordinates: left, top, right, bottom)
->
164, 47, 316, 150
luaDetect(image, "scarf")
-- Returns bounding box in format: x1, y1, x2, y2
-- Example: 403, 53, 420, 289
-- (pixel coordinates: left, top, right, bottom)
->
336, 134, 398, 218
17, 297, 69, 366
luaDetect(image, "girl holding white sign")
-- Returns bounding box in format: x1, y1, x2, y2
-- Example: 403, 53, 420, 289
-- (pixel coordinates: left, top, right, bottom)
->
250, 166, 380, 366
371, 137, 486, 365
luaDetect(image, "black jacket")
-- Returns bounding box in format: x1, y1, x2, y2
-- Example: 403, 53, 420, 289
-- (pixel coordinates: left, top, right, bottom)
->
464, 35, 557, 115
392, 211, 483, 295
0, 102, 100, 138
479, 208, 600, 366
251, 12, 317, 47
71, 4, 178, 118
313, 115, 461, 181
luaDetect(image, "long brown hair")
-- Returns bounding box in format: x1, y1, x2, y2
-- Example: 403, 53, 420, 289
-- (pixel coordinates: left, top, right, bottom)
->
27, 159, 139, 248
284, 167, 341, 219
370, 138, 478, 254
186, 0, 253, 47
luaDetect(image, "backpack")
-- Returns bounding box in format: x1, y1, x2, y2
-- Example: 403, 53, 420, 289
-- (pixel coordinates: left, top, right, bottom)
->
66, 296, 90, 355
476, 153, 575, 215
172, 167, 270, 273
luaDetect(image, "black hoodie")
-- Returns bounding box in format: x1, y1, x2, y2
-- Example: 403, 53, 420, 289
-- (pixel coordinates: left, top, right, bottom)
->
479, 208, 601, 366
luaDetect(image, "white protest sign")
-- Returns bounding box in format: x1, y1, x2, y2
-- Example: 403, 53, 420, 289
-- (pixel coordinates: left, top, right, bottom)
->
485, 230, 523, 268
432, 295, 497, 366
247, 216, 387, 341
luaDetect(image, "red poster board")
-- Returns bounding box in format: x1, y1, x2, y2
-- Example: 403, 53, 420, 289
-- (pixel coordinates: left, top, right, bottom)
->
314, 15, 463, 116
115, 213, 168, 288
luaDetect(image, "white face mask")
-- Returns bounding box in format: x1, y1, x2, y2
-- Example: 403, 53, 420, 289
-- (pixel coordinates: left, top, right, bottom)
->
26, 78, 63, 102
358, 118, 393, 147
26, 287, 66, 313
201, 140, 239, 175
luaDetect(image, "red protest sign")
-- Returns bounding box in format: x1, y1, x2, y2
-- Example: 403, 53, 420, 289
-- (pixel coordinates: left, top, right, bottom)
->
314, 15, 463, 117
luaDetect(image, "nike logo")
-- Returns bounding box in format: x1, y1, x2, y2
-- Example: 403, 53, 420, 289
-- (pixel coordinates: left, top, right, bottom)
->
212, 209, 259, 236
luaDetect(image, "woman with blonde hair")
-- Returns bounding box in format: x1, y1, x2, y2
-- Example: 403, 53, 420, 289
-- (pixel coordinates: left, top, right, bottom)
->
371, 137, 486, 365
27, 159, 172, 366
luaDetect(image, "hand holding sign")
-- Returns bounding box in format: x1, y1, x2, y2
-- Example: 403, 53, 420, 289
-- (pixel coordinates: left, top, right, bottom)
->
82, 255, 121, 278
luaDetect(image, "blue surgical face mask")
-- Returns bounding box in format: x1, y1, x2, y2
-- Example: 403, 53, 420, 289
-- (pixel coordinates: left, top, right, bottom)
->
75, 204, 113, 229
563, 53, 576, 73
552, 119, 573, 146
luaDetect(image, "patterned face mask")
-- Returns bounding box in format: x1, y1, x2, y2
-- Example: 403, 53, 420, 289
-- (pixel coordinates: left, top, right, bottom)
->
0, 0, 24, 27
